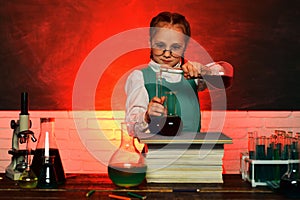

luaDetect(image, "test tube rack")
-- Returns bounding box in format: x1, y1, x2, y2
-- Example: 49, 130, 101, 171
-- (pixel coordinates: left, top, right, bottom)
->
240, 152, 300, 187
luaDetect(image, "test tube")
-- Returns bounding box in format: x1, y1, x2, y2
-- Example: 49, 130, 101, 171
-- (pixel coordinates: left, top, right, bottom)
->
290, 137, 297, 159
266, 136, 275, 181
271, 134, 281, 181
248, 132, 256, 159
256, 136, 266, 160
156, 70, 162, 98
275, 131, 284, 159
266, 137, 274, 160
248, 132, 258, 181
255, 136, 266, 182
282, 135, 291, 160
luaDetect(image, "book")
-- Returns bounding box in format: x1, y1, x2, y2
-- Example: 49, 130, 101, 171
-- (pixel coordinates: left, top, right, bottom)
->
137, 131, 232, 144
137, 132, 232, 183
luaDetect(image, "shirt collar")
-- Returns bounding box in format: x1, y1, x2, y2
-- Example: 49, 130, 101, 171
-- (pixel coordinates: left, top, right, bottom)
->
149, 60, 182, 83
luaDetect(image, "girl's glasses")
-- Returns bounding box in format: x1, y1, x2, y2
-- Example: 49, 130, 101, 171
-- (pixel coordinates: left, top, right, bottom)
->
152, 42, 184, 58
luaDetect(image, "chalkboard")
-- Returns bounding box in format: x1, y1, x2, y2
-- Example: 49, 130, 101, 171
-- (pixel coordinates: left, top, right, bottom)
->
0, 0, 299, 110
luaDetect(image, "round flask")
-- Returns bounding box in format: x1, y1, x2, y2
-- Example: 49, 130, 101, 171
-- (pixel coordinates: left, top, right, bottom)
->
108, 122, 147, 188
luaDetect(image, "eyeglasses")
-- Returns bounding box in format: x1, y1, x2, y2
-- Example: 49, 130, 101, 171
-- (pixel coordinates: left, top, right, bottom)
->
152, 42, 184, 58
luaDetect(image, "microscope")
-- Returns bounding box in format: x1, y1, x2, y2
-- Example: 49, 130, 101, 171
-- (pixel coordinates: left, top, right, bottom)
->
5, 92, 37, 180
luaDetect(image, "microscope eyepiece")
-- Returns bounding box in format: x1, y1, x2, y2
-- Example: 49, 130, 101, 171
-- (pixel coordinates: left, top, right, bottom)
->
20, 92, 28, 115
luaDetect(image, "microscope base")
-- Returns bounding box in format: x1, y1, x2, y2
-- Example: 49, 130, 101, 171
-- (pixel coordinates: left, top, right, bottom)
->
5, 168, 22, 180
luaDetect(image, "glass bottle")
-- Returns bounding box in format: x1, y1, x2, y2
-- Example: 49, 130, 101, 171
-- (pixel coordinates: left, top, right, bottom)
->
31, 118, 66, 185
108, 122, 147, 188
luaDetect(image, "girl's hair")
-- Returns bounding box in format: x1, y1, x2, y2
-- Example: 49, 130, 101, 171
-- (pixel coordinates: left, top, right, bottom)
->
149, 12, 191, 62
149, 11, 191, 43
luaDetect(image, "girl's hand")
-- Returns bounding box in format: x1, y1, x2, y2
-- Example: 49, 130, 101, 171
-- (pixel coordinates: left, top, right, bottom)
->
181, 61, 205, 79
145, 96, 166, 123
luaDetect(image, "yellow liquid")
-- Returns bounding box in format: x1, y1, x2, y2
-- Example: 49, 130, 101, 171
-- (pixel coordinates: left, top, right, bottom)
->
18, 177, 38, 189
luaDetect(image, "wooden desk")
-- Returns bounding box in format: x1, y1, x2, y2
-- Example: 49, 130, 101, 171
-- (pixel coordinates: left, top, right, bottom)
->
0, 173, 284, 199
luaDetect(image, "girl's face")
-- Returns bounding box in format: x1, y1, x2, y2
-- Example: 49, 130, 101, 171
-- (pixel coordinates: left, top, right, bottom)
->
151, 25, 186, 67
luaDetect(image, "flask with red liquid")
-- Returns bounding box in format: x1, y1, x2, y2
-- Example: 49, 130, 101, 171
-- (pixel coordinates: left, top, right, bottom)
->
31, 118, 66, 185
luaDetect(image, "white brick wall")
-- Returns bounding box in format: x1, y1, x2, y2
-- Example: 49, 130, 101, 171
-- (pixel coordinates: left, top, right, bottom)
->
1, 110, 300, 174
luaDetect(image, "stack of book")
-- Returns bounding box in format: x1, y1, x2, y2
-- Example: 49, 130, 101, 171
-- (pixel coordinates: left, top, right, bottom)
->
137, 132, 232, 183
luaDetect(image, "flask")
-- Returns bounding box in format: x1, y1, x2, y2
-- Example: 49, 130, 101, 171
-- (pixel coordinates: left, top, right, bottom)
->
200, 61, 234, 89
18, 165, 38, 189
160, 61, 234, 89
108, 122, 147, 188
159, 91, 182, 136
149, 70, 183, 136
31, 118, 66, 185
18, 133, 38, 188
280, 136, 300, 199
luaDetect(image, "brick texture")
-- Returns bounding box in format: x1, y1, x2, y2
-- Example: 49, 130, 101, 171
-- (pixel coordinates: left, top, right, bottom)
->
1, 110, 300, 175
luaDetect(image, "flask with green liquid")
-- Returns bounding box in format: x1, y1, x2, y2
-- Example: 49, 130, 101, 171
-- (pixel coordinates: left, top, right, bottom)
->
108, 122, 147, 188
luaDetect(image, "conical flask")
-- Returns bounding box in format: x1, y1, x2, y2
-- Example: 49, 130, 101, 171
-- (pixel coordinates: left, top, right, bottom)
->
108, 122, 147, 188
280, 136, 300, 199
149, 70, 182, 136
159, 91, 183, 136
31, 118, 66, 185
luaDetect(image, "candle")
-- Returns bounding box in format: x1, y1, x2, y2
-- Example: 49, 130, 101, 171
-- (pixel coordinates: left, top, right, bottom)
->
45, 131, 49, 157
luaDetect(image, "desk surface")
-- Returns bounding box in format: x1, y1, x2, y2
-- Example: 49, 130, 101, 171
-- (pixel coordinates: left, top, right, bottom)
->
0, 173, 284, 199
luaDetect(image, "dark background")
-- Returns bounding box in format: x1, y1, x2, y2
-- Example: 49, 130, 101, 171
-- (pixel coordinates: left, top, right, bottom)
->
0, 0, 299, 111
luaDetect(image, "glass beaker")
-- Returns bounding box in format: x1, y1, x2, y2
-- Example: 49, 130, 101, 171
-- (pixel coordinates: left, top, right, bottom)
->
31, 118, 66, 185
108, 122, 147, 188
158, 91, 183, 136
37, 156, 58, 189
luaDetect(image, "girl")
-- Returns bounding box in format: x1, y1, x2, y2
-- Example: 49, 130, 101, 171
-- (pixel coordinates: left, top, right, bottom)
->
125, 11, 207, 134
